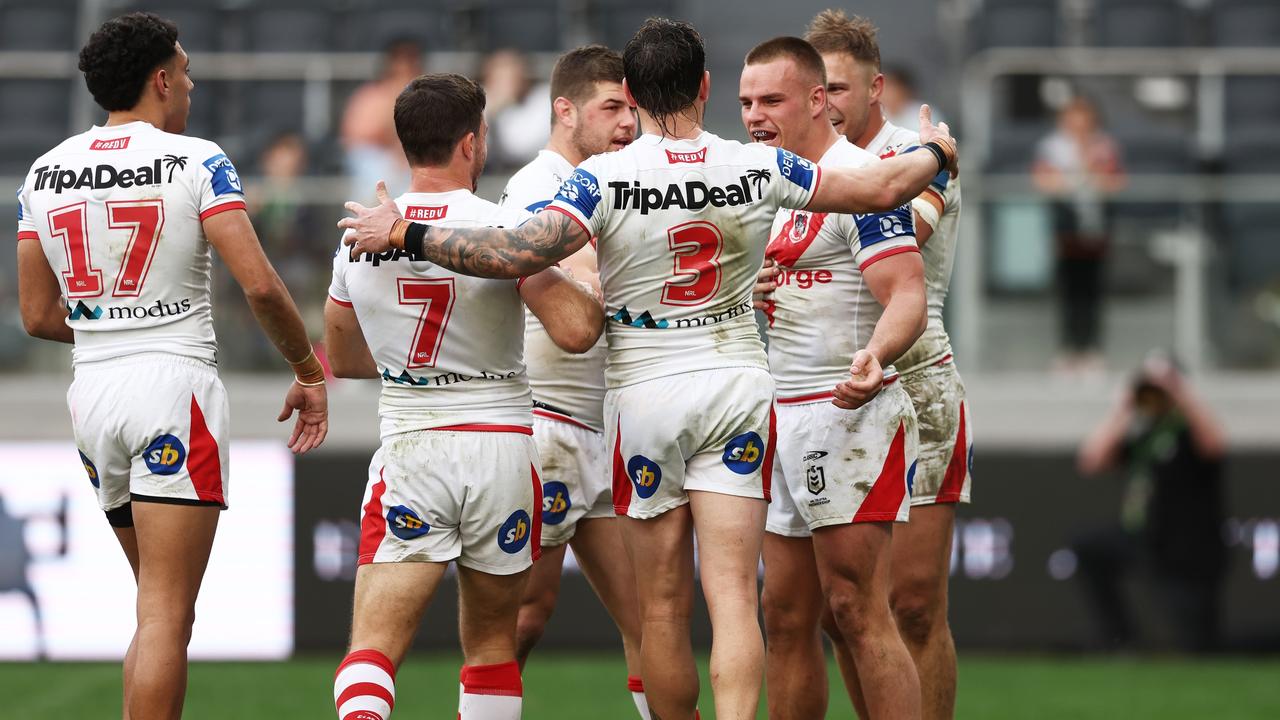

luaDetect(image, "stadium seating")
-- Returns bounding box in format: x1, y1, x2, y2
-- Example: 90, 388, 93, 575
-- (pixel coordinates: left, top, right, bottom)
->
0, 0, 79, 52
1210, 0, 1280, 47
1093, 0, 1193, 48
973, 0, 1060, 49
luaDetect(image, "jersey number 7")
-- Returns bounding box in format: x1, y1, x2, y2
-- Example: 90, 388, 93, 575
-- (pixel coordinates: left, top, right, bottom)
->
397, 277, 456, 369
49, 199, 165, 299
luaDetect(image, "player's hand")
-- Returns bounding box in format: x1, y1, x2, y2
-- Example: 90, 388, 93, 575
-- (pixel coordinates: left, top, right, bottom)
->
916, 104, 959, 178
278, 381, 329, 454
753, 258, 780, 311
338, 181, 402, 256
833, 349, 884, 410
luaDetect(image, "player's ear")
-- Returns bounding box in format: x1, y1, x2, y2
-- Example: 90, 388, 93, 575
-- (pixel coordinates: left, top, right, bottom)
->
698, 71, 711, 102
869, 72, 885, 104
553, 96, 576, 130
811, 84, 827, 119
154, 67, 170, 101
460, 131, 477, 161
622, 78, 637, 108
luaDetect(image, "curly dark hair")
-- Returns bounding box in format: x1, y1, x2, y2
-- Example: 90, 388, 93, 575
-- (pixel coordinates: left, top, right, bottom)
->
78, 12, 180, 112
622, 18, 705, 119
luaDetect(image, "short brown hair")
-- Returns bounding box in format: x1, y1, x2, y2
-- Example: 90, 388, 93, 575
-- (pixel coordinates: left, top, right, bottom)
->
394, 73, 486, 167
805, 9, 881, 71
744, 36, 827, 87
551, 45, 624, 107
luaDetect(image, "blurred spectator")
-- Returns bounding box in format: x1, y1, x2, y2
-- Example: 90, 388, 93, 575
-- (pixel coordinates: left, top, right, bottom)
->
1072, 352, 1227, 652
340, 38, 420, 202
880, 65, 944, 131
481, 49, 550, 169
1033, 96, 1126, 372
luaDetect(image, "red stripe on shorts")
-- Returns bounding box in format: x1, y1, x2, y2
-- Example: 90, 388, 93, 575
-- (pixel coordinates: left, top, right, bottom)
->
611, 419, 632, 515
529, 464, 543, 562
852, 422, 908, 523
187, 394, 224, 504
358, 470, 388, 564
935, 402, 969, 503
761, 405, 776, 502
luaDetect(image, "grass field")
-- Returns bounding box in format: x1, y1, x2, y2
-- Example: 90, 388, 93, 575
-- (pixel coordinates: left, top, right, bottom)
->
3, 653, 1278, 718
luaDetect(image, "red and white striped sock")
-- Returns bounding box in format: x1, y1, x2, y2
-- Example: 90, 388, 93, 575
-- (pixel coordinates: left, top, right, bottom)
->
627, 676, 652, 720
457, 661, 522, 720
334, 649, 396, 720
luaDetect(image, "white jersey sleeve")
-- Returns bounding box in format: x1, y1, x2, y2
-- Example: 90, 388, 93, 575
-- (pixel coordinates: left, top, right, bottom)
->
546, 152, 611, 239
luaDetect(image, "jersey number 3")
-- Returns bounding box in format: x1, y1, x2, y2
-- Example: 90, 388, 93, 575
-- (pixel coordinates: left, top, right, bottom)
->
50, 200, 165, 299
661, 220, 723, 307
398, 278, 456, 369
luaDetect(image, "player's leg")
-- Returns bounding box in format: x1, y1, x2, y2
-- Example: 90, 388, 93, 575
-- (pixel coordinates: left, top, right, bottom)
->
820, 605, 870, 720
514, 542, 567, 668
813, 521, 921, 720
337, 562, 447, 720
619, 506, 699, 720
127, 500, 220, 720
457, 565, 532, 719
109, 506, 141, 720
569, 517, 647, 711
688, 489, 768, 720
761, 532, 827, 720
890, 504, 957, 720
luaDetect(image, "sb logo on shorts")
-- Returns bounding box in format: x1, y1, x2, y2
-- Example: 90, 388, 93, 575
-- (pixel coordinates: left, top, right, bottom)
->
541, 481, 571, 525
387, 505, 430, 540
498, 510, 532, 554
143, 434, 186, 475
78, 450, 100, 489
627, 455, 661, 498
723, 432, 765, 474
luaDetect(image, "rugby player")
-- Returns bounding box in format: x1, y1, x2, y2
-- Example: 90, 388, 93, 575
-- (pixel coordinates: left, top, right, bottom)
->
741, 36, 927, 720
809, 11, 973, 720
16, 13, 328, 719
324, 73, 604, 720
497, 46, 651, 717
339, 19, 956, 718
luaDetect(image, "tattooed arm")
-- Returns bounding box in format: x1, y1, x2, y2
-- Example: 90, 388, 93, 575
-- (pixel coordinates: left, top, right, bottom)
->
337, 182, 591, 279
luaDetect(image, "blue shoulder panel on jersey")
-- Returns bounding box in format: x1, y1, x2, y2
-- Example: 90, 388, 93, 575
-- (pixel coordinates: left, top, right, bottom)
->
553, 168, 601, 218
525, 200, 552, 213
854, 204, 914, 247
201, 153, 243, 196
775, 149, 817, 191
15, 185, 23, 221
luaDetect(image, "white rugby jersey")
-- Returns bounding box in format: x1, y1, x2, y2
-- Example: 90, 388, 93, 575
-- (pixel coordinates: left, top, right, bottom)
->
329, 190, 534, 439
16, 121, 246, 365
863, 120, 961, 374
765, 137, 919, 400
548, 132, 821, 388
500, 149, 607, 432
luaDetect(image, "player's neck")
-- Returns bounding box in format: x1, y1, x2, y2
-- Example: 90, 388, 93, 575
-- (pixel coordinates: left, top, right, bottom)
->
637, 107, 703, 141
792, 122, 841, 163
546, 132, 585, 166
407, 165, 472, 194
852, 107, 887, 150
104, 107, 163, 130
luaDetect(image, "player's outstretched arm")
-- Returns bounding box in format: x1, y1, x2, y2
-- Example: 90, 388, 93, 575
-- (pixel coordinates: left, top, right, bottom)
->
204, 208, 328, 454
323, 299, 379, 378
832, 252, 926, 410
338, 181, 592, 279
806, 105, 958, 215
17, 240, 73, 344
520, 266, 605, 354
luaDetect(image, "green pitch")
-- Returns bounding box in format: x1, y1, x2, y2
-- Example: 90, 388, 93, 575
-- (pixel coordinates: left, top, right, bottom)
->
3, 653, 1278, 718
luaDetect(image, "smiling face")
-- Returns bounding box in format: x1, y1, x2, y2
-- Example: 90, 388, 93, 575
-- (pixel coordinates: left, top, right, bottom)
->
570, 81, 637, 157
820, 50, 880, 144
739, 57, 826, 151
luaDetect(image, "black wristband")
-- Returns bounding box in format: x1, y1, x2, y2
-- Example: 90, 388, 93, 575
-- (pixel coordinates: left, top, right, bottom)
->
404, 221, 426, 259
922, 142, 947, 173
